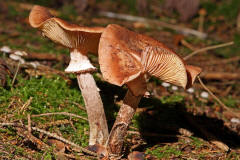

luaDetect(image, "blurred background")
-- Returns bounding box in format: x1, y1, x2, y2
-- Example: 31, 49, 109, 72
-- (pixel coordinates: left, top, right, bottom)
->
0, 0, 240, 159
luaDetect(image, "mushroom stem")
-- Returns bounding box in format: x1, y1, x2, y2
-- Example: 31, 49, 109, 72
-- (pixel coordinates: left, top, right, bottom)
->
107, 90, 141, 155
66, 49, 109, 145
77, 73, 109, 145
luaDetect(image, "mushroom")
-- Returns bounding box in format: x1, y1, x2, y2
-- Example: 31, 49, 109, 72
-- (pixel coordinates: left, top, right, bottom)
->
98, 24, 201, 156
29, 5, 108, 145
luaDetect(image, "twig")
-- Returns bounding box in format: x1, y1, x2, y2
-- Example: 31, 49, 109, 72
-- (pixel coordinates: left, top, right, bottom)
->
129, 126, 138, 131
181, 39, 196, 51
31, 127, 98, 156
69, 118, 77, 132
0, 122, 98, 157
11, 61, 20, 87
23, 52, 69, 63
99, 11, 207, 39
3, 48, 69, 63
27, 114, 31, 134
20, 97, 33, 112
201, 72, 240, 80
197, 76, 239, 118
5, 58, 71, 83
17, 127, 50, 150
203, 56, 240, 65
184, 41, 234, 60
38, 119, 70, 129
71, 102, 87, 111
31, 112, 88, 121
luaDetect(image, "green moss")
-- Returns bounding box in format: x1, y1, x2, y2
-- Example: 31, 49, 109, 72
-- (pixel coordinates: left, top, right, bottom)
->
190, 136, 204, 149
59, 4, 78, 21
226, 152, 240, 160
7, 5, 19, 18
201, 0, 240, 22
160, 95, 184, 106
0, 75, 89, 147
222, 96, 238, 108
145, 145, 182, 159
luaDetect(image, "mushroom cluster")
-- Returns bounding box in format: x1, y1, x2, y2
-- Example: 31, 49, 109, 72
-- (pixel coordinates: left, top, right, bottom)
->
29, 6, 201, 159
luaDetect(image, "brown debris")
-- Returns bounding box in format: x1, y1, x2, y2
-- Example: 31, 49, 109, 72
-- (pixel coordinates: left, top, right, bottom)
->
183, 113, 230, 152
237, 10, 240, 31
128, 151, 145, 160
164, 0, 199, 22
137, 0, 148, 16
47, 138, 66, 152
23, 52, 70, 63
73, 0, 88, 14
0, 58, 14, 86
16, 127, 50, 151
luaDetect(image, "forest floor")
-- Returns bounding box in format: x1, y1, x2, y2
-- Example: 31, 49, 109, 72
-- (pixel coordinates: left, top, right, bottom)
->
0, 0, 240, 159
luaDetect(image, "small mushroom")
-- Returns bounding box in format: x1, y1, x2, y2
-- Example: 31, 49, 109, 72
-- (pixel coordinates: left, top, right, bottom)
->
98, 24, 201, 156
198, 8, 207, 32
29, 5, 108, 145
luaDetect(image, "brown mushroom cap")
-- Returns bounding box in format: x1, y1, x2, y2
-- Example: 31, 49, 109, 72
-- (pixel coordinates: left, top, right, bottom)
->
185, 65, 202, 88
29, 5, 104, 54
99, 24, 197, 89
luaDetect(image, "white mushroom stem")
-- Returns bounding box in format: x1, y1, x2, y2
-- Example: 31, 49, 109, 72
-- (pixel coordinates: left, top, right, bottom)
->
107, 90, 141, 155
77, 73, 109, 145
65, 49, 96, 73
66, 49, 109, 145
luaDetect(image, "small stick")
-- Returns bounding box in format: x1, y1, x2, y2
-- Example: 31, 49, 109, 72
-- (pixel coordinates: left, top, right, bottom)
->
31, 112, 88, 121
181, 39, 196, 51
38, 119, 70, 129
27, 114, 31, 134
71, 102, 87, 111
11, 61, 20, 87
184, 41, 234, 60
5, 58, 71, 83
129, 126, 138, 131
2, 47, 70, 63
197, 76, 240, 118
17, 127, 50, 150
204, 56, 240, 65
31, 127, 98, 156
20, 97, 33, 112
201, 72, 240, 80
69, 119, 77, 132
99, 11, 207, 39
23, 52, 69, 63
0, 122, 98, 157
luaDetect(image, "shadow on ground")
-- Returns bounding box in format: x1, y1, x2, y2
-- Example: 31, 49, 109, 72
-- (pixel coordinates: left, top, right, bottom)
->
138, 97, 240, 149
96, 80, 240, 151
